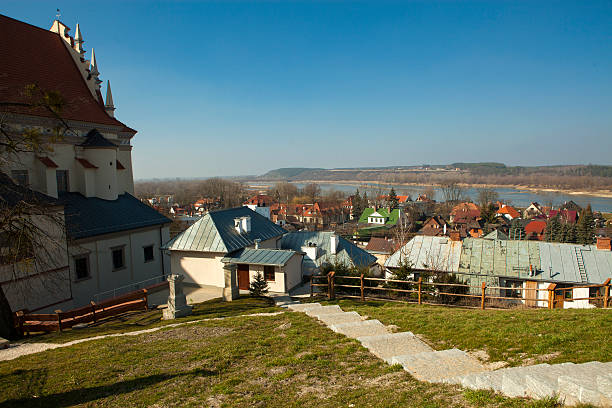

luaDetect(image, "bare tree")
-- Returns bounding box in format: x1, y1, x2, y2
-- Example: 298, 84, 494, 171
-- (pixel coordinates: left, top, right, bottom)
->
302, 183, 321, 203
477, 188, 499, 208
440, 180, 464, 203
1, 85, 72, 339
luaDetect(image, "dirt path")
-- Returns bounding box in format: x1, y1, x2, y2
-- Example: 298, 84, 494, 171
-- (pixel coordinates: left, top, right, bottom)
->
0, 311, 284, 362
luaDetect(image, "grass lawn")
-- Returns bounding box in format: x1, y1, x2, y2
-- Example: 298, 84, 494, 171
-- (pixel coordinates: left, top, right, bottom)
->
323, 298, 612, 367
23, 296, 278, 344
0, 307, 570, 408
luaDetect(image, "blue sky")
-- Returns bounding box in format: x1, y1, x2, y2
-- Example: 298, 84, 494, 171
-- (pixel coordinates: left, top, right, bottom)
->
3, 1, 612, 179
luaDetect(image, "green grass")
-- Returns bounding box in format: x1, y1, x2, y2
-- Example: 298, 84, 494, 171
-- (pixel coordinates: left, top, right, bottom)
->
1, 308, 568, 408
23, 296, 278, 344
322, 299, 612, 366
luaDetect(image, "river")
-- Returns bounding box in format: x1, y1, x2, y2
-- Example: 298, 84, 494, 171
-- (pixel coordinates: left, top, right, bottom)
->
247, 181, 612, 213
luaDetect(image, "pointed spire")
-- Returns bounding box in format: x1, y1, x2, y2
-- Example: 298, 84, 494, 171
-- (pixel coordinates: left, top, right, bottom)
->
89, 48, 102, 86
105, 80, 115, 117
74, 23, 85, 54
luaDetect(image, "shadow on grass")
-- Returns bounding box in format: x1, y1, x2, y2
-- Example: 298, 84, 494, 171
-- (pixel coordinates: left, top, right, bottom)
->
0, 368, 216, 408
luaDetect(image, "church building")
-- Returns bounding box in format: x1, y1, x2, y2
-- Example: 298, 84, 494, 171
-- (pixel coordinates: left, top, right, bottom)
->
0, 14, 171, 312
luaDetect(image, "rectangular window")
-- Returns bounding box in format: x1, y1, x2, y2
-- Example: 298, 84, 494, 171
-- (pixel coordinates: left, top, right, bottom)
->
111, 246, 125, 271
264, 265, 275, 281
11, 170, 29, 186
56, 170, 69, 193
74, 255, 90, 280
503, 280, 523, 298
143, 245, 154, 262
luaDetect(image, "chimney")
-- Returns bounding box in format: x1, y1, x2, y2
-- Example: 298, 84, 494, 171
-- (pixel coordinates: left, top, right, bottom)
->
449, 231, 461, 241
330, 234, 338, 255
254, 239, 261, 249
596, 237, 611, 251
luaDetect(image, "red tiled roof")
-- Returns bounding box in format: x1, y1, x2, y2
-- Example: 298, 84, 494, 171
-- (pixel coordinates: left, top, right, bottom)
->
0, 15, 136, 133
496, 205, 520, 219
38, 156, 58, 168
76, 158, 97, 169
525, 220, 547, 234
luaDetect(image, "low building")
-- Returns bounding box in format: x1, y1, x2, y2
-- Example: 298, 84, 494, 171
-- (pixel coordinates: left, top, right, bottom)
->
386, 234, 612, 309
496, 204, 521, 220
365, 237, 396, 266
280, 231, 378, 276
164, 207, 300, 293
420, 216, 449, 237
525, 220, 547, 241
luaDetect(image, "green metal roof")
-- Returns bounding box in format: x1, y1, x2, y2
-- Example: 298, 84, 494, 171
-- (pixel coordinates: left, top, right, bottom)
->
221, 248, 297, 266
165, 207, 286, 254
358, 208, 401, 225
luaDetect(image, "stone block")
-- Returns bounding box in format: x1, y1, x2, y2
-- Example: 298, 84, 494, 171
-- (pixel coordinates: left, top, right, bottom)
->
305, 305, 342, 317
330, 320, 388, 338
318, 311, 363, 326
287, 303, 321, 312
357, 332, 433, 364
392, 349, 487, 383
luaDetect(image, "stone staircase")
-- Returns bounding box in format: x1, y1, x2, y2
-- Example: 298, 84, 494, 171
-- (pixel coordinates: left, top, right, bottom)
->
281, 301, 612, 407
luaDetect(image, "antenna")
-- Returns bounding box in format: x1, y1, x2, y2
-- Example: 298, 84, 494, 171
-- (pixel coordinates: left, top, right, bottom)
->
55, 8, 61, 21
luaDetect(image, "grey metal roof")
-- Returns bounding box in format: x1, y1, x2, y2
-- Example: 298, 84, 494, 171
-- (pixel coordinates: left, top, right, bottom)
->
386, 235, 612, 284
80, 129, 118, 148
221, 248, 297, 266
483, 230, 508, 240
60, 192, 171, 239
280, 231, 377, 270
165, 207, 287, 254
385, 235, 462, 272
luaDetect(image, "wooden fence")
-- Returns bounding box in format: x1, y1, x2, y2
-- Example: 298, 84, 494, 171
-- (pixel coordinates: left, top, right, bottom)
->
14, 281, 169, 335
310, 272, 611, 310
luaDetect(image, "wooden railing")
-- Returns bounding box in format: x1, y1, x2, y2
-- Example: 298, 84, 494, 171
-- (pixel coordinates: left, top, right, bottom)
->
310, 273, 611, 310
14, 281, 169, 335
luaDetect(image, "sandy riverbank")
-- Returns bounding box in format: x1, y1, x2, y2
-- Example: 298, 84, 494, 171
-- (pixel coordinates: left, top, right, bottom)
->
255, 179, 612, 199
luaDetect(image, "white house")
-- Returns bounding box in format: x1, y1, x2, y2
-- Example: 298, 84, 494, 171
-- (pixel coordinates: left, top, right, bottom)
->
164, 207, 303, 293
368, 211, 388, 224
0, 16, 171, 312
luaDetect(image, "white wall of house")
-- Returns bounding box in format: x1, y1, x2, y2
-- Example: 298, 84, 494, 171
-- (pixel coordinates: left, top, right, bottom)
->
245, 255, 302, 293
170, 251, 227, 288
69, 225, 170, 306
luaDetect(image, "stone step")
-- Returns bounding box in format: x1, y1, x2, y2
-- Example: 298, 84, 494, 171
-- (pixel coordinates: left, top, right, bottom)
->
318, 311, 363, 326
357, 332, 433, 364
305, 305, 343, 317
391, 349, 488, 383
558, 373, 610, 406
330, 319, 389, 339
287, 303, 321, 312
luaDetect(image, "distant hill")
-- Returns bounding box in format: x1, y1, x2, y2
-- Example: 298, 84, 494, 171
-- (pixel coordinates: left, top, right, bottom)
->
256, 163, 612, 191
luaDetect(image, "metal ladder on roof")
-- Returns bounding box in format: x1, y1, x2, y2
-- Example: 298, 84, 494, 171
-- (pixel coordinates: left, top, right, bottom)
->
574, 247, 588, 283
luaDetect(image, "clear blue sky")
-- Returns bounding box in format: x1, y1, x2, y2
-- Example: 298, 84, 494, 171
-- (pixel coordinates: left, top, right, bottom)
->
4, 1, 612, 179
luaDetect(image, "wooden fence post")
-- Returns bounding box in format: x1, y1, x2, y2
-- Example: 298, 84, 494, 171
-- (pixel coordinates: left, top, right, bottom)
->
143, 289, 149, 311
547, 284, 557, 309
55, 310, 63, 332
360, 274, 365, 302
327, 271, 335, 300
14, 311, 24, 337
309, 275, 314, 298
603, 278, 610, 308
418, 277, 422, 305
90, 301, 97, 323
481, 282, 486, 310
